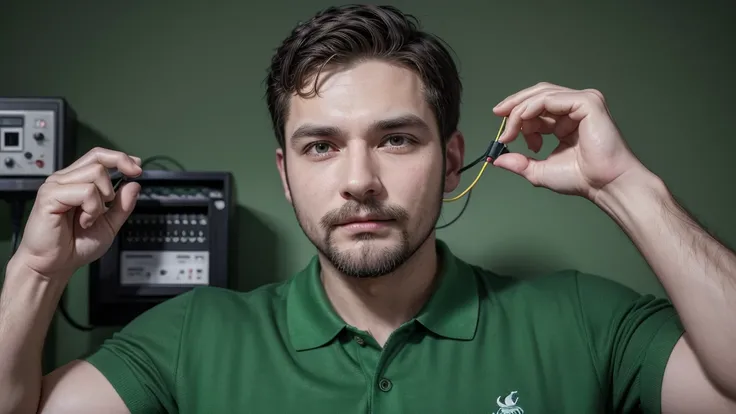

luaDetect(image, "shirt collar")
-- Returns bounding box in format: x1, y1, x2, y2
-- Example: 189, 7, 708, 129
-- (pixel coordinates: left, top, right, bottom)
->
286, 239, 480, 351
286, 255, 346, 351
413, 240, 479, 340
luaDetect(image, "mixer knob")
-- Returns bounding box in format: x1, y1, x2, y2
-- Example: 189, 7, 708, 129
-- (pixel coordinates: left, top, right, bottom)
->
33, 133, 45, 141
4, 158, 14, 167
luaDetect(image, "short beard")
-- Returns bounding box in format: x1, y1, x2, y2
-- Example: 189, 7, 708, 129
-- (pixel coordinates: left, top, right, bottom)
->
285, 149, 446, 279
292, 193, 442, 279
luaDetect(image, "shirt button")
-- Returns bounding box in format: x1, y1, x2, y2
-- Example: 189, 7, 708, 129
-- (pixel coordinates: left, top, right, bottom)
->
354, 336, 365, 346
378, 378, 392, 392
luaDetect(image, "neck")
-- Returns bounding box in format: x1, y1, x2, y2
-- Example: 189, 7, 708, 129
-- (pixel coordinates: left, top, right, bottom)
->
320, 236, 439, 344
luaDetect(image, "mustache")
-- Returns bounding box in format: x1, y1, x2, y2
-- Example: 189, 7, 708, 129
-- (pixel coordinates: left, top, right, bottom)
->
320, 199, 410, 229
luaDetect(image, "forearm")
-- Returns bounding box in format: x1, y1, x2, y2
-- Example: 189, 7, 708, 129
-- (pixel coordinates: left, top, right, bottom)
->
595, 165, 736, 397
0, 257, 68, 414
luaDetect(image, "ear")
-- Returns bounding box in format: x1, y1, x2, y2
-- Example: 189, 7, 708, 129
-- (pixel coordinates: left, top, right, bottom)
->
443, 131, 465, 194
275, 148, 292, 204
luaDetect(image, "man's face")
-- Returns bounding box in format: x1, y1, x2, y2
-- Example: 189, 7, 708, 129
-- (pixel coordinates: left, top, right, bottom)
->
276, 60, 463, 278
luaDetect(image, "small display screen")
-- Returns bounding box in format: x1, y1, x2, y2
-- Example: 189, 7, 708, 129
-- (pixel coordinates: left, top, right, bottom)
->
0, 116, 23, 127
3, 131, 20, 147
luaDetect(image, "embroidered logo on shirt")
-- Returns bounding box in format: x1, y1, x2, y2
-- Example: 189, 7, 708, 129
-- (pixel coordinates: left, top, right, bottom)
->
495, 391, 524, 414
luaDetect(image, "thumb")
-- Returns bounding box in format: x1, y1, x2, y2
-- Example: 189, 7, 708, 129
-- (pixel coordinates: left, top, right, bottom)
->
104, 181, 141, 232
492, 153, 541, 186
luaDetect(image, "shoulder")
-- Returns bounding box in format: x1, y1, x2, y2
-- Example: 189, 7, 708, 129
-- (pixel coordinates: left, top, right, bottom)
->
467, 261, 682, 344
469, 263, 641, 306
466, 262, 678, 329
184, 279, 292, 324
188, 280, 290, 306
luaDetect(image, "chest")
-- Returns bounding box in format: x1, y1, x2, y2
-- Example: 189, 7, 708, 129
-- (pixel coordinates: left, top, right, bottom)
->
176, 333, 604, 414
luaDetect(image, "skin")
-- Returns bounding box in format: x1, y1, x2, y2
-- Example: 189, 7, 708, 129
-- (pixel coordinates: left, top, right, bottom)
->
0, 62, 733, 413
275, 60, 464, 344
492, 82, 736, 413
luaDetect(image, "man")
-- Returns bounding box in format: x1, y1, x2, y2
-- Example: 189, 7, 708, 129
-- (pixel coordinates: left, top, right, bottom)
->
0, 4, 734, 413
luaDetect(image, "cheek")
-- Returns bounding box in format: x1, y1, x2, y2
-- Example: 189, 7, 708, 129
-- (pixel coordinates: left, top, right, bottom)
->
387, 159, 441, 205
287, 164, 336, 211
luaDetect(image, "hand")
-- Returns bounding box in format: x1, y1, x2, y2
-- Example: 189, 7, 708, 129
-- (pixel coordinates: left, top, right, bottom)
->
13, 148, 142, 280
492, 82, 644, 201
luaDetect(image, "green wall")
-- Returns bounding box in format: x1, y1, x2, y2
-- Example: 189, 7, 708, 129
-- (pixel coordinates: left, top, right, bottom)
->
1, 1, 734, 373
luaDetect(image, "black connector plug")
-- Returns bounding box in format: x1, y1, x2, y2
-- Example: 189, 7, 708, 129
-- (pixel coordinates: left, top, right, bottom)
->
487, 141, 509, 160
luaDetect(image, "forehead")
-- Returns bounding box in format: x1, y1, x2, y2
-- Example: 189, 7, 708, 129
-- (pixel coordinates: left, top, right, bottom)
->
284, 60, 436, 139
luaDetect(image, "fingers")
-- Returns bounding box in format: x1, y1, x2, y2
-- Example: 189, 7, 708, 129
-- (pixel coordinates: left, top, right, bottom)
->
495, 85, 605, 145
492, 153, 541, 186
38, 147, 143, 230
522, 116, 557, 135
56, 147, 142, 177
104, 181, 141, 232
38, 179, 140, 231
522, 131, 543, 153
493, 82, 571, 116
38, 182, 105, 228
520, 117, 555, 153
46, 163, 117, 203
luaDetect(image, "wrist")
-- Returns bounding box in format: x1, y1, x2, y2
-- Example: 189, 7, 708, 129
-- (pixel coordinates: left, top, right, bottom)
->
4, 253, 70, 299
0, 254, 68, 394
593, 164, 671, 230
7, 244, 77, 280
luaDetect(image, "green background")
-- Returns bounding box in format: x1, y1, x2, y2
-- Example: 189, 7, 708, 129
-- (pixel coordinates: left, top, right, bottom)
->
0, 1, 733, 373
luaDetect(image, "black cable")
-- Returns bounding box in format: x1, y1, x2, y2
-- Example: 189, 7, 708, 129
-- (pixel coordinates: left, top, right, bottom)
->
58, 293, 95, 331
434, 155, 482, 229
459, 139, 510, 174
436, 139, 509, 229
436, 189, 472, 230
459, 154, 485, 174
144, 161, 171, 171
141, 155, 186, 171
458, 139, 496, 174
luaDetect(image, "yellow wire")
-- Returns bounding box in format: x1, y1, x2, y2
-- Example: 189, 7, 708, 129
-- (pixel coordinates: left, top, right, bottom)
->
442, 117, 507, 203
443, 162, 489, 202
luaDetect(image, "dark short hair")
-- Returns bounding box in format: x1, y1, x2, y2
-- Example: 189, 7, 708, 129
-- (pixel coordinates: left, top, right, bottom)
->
265, 4, 462, 149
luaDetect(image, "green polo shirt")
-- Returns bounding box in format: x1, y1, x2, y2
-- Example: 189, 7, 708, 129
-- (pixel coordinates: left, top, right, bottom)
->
85, 240, 684, 413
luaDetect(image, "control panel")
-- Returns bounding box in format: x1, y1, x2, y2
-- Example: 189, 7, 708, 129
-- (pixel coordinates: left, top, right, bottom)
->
0, 110, 56, 175
119, 212, 211, 286
89, 170, 235, 326
0, 97, 76, 197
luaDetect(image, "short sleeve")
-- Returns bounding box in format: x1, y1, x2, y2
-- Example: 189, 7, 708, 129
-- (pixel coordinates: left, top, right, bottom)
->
84, 289, 194, 414
574, 272, 685, 414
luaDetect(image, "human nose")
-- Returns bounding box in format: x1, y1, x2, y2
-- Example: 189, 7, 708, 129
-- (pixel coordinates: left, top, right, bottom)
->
339, 147, 383, 202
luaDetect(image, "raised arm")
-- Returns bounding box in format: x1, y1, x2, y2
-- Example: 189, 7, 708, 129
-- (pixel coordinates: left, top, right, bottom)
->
492, 82, 736, 412
594, 166, 736, 413
0, 148, 142, 413
0, 258, 130, 413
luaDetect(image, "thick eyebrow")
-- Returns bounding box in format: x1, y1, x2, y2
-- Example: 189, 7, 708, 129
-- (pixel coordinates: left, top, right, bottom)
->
289, 113, 430, 146
290, 124, 341, 142
372, 114, 430, 134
